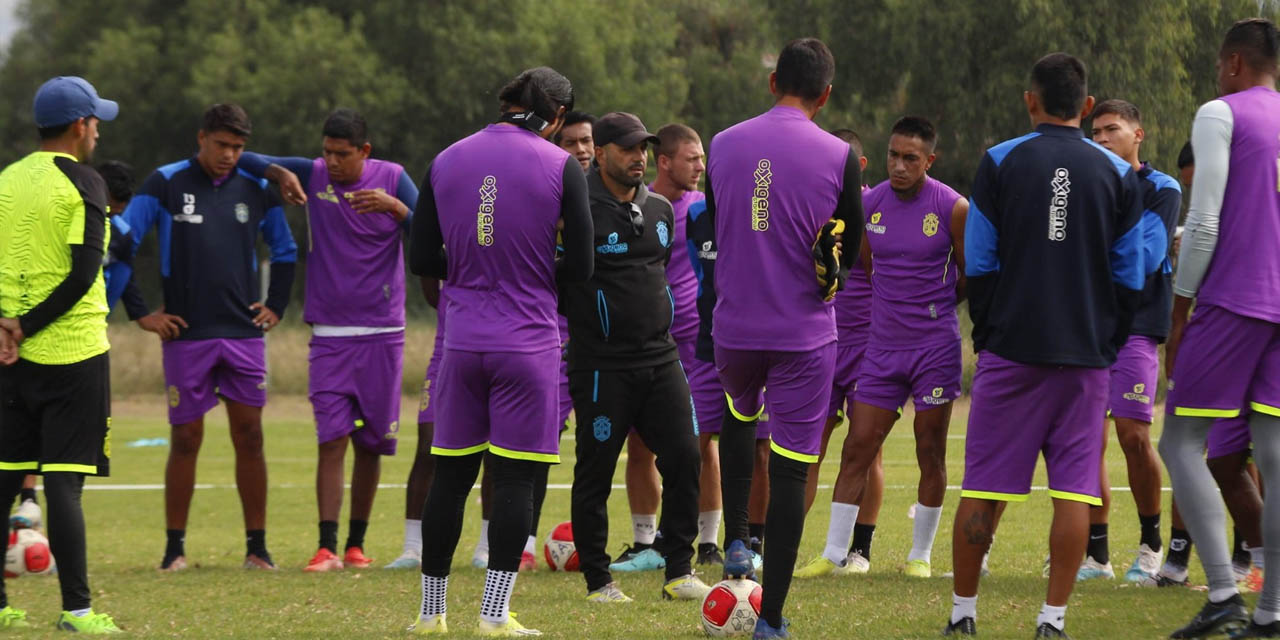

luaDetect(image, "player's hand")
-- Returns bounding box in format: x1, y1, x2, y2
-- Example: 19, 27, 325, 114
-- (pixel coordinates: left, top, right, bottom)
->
266, 164, 307, 206
137, 311, 188, 341
1165, 295, 1193, 379
0, 318, 21, 365
812, 218, 847, 302
351, 189, 408, 222
250, 303, 280, 332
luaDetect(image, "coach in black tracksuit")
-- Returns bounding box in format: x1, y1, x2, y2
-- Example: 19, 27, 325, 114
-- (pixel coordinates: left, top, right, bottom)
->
561, 113, 703, 601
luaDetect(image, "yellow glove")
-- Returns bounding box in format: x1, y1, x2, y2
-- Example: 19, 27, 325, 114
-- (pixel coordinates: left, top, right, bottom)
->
812, 218, 846, 302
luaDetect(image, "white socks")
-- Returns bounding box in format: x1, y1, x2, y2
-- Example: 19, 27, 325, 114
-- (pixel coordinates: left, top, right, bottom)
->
524, 535, 536, 555
474, 519, 490, 555
479, 569, 517, 624
1249, 544, 1266, 569
950, 594, 976, 624
420, 574, 448, 620
404, 519, 423, 555
1256, 607, 1280, 625
1037, 604, 1066, 631
698, 510, 722, 545
1210, 587, 1240, 603
908, 503, 942, 563
823, 503, 860, 564
633, 514, 657, 545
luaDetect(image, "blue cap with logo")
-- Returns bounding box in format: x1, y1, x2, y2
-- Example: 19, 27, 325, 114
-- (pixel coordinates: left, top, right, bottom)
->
33, 76, 119, 128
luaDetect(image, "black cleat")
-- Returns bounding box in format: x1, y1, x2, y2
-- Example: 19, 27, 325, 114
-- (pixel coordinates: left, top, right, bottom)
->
697, 543, 724, 566
1170, 594, 1250, 638
1035, 623, 1071, 638
941, 617, 976, 636
613, 543, 649, 565
1231, 621, 1280, 638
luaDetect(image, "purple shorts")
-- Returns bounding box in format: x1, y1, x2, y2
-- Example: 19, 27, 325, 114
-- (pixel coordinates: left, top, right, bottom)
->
828, 340, 867, 418
162, 338, 267, 425
417, 326, 445, 424
558, 356, 572, 429
961, 350, 1108, 505
715, 343, 836, 462
855, 341, 962, 412
680, 340, 724, 435
1207, 415, 1253, 459
1168, 304, 1280, 419
309, 333, 403, 456
1109, 334, 1160, 422
432, 347, 562, 462
754, 400, 773, 442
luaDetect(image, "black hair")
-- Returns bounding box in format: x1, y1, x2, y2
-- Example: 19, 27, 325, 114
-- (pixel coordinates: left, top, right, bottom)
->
1221, 18, 1279, 74
322, 108, 368, 147
96, 160, 134, 203
890, 116, 937, 150
498, 67, 574, 123
1177, 140, 1195, 169
654, 123, 701, 158
37, 116, 96, 141
553, 111, 595, 144
830, 128, 863, 157
1030, 53, 1088, 120
1092, 99, 1141, 125
201, 103, 252, 137
775, 38, 835, 102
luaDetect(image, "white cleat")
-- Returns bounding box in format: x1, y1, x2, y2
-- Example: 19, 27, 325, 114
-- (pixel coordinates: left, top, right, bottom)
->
9, 499, 40, 530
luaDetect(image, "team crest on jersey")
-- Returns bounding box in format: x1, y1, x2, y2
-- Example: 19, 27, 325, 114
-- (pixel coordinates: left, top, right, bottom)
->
923, 213, 939, 237
235, 203, 250, 223
656, 221, 670, 248
866, 211, 886, 235
593, 416, 612, 442
317, 184, 341, 204
1123, 383, 1151, 404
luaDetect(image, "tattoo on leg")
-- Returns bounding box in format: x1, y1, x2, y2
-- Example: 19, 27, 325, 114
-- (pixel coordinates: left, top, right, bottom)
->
963, 510, 993, 546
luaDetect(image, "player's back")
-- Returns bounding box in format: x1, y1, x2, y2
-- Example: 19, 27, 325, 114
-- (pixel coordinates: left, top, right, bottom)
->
709, 105, 849, 352
967, 124, 1143, 368
431, 124, 569, 354
1198, 86, 1280, 323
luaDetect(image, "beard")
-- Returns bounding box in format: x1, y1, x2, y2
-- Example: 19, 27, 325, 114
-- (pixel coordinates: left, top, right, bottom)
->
608, 163, 644, 188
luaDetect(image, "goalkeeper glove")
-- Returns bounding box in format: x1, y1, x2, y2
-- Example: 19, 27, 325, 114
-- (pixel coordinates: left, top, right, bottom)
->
812, 218, 846, 302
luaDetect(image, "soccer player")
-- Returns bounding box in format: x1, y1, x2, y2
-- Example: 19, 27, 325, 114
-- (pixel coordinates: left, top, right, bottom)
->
562, 112, 707, 603
800, 128, 884, 574
1160, 18, 1280, 638
800, 116, 966, 580
407, 66, 591, 636
945, 52, 1144, 638
96, 161, 145, 316
237, 108, 419, 572
0, 75, 122, 632
709, 38, 863, 638
554, 111, 596, 171
123, 104, 298, 571
1081, 99, 1182, 583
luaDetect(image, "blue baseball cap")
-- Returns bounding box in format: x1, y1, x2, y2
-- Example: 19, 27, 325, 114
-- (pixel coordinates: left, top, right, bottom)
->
33, 76, 119, 128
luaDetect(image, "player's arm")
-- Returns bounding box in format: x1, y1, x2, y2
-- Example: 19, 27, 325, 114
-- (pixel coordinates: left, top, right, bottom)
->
393, 169, 419, 231
120, 172, 189, 339
557, 158, 593, 284
950, 196, 969, 302
965, 153, 1001, 351
858, 228, 872, 278
832, 148, 865, 269
1138, 184, 1182, 284
420, 277, 441, 309
253, 191, 298, 330
238, 152, 313, 206
350, 169, 416, 225
105, 216, 147, 320
1109, 169, 1147, 351
409, 161, 447, 279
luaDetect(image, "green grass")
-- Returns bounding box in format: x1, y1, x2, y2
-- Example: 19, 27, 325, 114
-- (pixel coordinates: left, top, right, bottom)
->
3, 396, 1233, 639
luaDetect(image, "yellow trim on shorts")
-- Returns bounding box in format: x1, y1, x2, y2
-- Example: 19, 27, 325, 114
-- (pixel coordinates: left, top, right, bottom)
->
0, 461, 38, 471
430, 442, 490, 457
959, 490, 1029, 503
41, 463, 97, 474
725, 393, 764, 421
768, 439, 819, 464
1250, 402, 1280, 418
488, 444, 560, 464
354, 419, 366, 429
1173, 406, 1241, 418
1047, 489, 1103, 506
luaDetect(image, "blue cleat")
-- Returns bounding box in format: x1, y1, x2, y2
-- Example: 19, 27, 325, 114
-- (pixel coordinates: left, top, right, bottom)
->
723, 540, 756, 580
754, 616, 791, 639
608, 548, 665, 572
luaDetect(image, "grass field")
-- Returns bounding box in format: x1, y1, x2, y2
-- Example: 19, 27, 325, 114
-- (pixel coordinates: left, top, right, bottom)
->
2, 393, 1237, 639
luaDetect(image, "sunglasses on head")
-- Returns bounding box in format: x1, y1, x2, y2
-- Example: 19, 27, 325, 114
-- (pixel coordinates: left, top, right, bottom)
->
628, 202, 645, 238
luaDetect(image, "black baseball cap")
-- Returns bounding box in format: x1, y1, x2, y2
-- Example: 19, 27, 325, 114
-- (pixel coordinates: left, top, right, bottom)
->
593, 112, 659, 148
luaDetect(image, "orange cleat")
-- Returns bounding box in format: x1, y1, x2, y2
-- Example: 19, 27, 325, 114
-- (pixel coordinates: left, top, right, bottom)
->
519, 551, 536, 572
343, 547, 374, 569
304, 548, 344, 572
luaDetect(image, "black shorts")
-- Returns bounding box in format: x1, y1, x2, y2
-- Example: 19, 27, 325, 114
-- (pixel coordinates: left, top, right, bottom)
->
0, 352, 111, 476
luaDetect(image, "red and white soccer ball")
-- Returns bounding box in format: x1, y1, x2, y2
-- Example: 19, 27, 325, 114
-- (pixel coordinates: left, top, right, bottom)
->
543, 521, 579, 571
701, 578, 762, 637
5, 529, 54, 577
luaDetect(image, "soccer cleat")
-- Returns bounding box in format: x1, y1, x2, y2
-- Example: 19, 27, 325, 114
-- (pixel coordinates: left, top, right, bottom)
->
477, 612, 541, 637
609, 547, 665, 572
1231, 621, 1280, 638
408, 614, 447, 634
384, 550, 422, 569
56, 610, 122, 634
519, 551, 536, 571
343, 546, 374, 569
9, 499, 41, 530
1074, 556, 1114, 581
1035, 623, 1071, 638
586, 582, 633, 603
304, 547, 344, 572
1169, 594, 1250, 638
793, 555, 841, 578
0, 606, 30, 628
903, 559, 931, 578
662, 574, 713, 601
472, 548, 489, 569
753, 616, 791, 639
697, 543, 724, 566
244, 550, 277, 570
158, 554, 187, 572
723, 540, 757, 581
1240, 566, 1264, 594
1124, 544, 1162, 583
1139, 563, 1190, 587
941, 616, 976, 636
843, 552, 871, 574
1234, 549, 1253, 583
